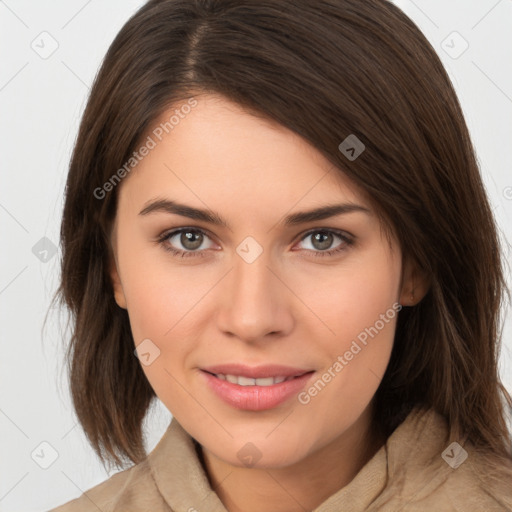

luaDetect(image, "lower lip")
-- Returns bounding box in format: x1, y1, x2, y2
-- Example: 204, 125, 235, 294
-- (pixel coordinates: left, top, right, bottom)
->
200, 370, 314, 411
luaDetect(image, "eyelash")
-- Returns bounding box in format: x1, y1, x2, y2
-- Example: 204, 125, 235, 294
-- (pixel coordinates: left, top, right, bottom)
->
156, 227, 354, 259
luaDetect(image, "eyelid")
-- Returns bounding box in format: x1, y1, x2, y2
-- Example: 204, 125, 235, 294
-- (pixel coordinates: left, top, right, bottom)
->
302, 226, 352, 237
293, 227, 353, 245
157, 226, 220, 248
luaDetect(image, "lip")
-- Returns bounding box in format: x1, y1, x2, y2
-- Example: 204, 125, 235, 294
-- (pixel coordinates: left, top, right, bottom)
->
200, 364, 315, 411
201, 363, 311, 379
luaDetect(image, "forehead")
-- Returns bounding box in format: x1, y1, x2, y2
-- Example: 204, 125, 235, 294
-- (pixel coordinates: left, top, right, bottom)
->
118, 94, 369, 216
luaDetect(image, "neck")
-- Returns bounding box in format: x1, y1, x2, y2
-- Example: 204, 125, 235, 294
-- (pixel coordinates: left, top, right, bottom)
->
200, 405, 384, 512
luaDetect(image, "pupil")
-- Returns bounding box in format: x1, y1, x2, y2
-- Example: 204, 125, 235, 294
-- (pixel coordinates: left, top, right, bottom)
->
181, 231, 202, 250
312, 232, 332, 250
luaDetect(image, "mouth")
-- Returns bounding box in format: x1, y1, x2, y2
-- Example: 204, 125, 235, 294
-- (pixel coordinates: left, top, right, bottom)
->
199, 364, 315, 411
206, 373, 300, 386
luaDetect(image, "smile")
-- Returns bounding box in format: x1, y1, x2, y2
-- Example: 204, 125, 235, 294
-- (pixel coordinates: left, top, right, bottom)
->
212, 374, 295, 386
200, 364, 315, 411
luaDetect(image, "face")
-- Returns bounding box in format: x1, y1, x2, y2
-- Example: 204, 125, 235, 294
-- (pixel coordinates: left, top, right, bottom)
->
110, 94, 416, 469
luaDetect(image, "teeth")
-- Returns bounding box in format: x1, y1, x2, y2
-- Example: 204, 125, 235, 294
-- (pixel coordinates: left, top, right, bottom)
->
215, 374, 292, 386
254, 377, 274, 386
238, 376, 256, 386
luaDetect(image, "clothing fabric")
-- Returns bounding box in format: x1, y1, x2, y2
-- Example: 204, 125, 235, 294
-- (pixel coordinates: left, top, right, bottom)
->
48, 407, 512, 511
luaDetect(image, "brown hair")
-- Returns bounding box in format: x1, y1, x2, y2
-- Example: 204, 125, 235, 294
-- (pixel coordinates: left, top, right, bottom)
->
56, 0, 512, 473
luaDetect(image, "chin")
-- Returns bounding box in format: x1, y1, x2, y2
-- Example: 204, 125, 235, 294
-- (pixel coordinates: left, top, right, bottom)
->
204, 430, 314, 469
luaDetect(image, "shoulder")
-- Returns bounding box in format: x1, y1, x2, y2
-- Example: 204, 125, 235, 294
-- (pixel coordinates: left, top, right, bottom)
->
47, 458, 169, 512
398, 450, 512, 511
416, 441, 512, 511
439, 455, 512, 511
373, 406, 512, 511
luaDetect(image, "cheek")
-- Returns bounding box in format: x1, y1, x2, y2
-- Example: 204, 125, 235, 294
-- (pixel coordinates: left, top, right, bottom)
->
291, 244, 400, 400
291, 242, 401, 346
117, 230, 209, 343
116, 236, 217, 404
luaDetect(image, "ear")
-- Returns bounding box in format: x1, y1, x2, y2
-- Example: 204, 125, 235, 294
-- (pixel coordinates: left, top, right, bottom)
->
399, 255, 430, 307
109, 251, 127, 310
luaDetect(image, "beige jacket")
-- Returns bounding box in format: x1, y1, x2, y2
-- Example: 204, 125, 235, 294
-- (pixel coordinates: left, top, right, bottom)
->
48, 407, 512, 511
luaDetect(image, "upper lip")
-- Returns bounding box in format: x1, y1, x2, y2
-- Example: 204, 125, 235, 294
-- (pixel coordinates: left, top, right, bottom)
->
201, 364, 313, 379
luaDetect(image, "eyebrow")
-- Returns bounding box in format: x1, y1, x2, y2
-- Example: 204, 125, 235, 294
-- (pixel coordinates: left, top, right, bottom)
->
138, 198, 371, 228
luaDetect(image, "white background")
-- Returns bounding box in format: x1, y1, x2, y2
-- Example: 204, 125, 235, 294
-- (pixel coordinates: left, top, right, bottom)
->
0, 1, 511, 510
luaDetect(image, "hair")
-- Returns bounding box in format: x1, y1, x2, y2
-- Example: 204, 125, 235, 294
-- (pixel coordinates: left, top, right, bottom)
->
56, 0, 512, 476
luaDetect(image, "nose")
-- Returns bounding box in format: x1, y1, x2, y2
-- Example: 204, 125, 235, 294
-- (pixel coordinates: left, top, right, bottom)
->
215, 250, 295, 343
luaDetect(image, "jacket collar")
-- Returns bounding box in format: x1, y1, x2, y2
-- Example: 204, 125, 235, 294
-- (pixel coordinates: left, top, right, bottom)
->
149, 418, 228, 512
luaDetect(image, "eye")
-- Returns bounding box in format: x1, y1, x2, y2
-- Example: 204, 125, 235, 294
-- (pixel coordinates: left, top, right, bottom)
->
157, 227, 354, 259
157, 228, 217, 257
295, 229, 353, 257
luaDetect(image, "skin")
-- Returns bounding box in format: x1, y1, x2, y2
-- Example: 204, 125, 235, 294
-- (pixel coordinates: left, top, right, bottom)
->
109, 94, 428, 512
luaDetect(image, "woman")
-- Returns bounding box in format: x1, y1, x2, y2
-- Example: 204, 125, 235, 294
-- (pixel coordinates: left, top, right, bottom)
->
50, 0, 512, 510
